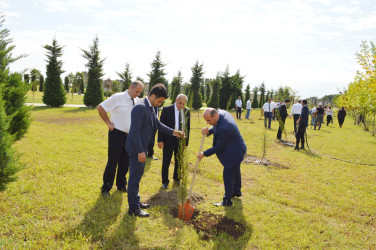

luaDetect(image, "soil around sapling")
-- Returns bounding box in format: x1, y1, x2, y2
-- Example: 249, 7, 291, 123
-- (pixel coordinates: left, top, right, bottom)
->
243, 154, 289, 169
147, 188, 247, 240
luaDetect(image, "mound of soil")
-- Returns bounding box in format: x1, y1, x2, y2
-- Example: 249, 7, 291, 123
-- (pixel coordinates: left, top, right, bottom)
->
147, 189, 246, 240
243, 154, 289, 169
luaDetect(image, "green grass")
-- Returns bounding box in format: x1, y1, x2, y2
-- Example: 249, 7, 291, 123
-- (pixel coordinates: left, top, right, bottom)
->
1, 107, 375, 248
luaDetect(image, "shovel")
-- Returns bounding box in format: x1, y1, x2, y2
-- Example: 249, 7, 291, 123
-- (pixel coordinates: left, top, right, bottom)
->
178, 134, 205, 221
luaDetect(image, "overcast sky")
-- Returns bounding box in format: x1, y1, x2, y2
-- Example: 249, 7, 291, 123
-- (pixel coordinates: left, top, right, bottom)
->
2, 0, 376, 98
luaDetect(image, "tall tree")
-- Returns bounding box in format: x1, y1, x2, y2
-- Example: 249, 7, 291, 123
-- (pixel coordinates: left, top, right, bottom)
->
23, 74, 29, 84
171, 71, 183, 103
64, 76, 69, 92
205, 79, 211, 103
200, 79, 205, 103
147, 50, 166, 91
30, 69, 40, 101
244, 84, 251, 107
189, 61, 204, 110
117, 63, 132, 91
207, 77, 221, 109
251, 87, 259, 108
219, 65, 232, 110
39, 74, 44, 92
258, 82, 266, 107
42, 38, 66, 107
82, 35, 105, 107
111, 80, 120, 93
227, 70, 244, 109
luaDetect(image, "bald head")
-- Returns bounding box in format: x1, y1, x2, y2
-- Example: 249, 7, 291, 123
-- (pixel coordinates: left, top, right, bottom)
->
128, 80, 144, 98
203, 108, 219, 125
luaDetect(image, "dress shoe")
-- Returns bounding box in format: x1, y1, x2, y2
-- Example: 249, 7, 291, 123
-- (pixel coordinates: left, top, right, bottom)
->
101, 191, 111, 197
162, 183, 168, 189
117, 187, 127, 193
140, 203, 150, 209
213, 201, 233, 207
232, 193, 242, 198
128, 209, 150, 218
173, 180, 181, 186
294, 147, 299, 151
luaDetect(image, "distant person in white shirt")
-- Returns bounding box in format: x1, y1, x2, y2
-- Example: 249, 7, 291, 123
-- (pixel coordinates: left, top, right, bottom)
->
235, 96, 242, 120
262, 98, 274, 128
289, 100, 302, 134
325, 106, 333, 126
97, 80, 144, 197
246, 98, 252, 119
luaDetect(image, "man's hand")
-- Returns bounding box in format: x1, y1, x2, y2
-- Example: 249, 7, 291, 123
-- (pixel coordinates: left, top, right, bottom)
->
197, 152, 204, 162
158, 142, 164, 149
173, 130, 185, 138
202, 127, 209, 135
138, 152, 146, 163
107, 122, 115, 131
288, 115, 292, 119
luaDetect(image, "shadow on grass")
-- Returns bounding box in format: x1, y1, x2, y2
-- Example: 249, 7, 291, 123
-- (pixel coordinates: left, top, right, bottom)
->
63, 107, 95, 113
61, 191, 123, 244
30, 106, 62, 111
300, 149, 321, 158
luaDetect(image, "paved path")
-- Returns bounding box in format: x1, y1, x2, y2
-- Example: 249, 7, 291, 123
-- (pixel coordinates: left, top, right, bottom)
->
26, 103, 87, 108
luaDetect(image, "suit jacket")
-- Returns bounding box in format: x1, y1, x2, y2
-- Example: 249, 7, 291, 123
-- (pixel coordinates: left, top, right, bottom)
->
203, 110, 247, 168
279, 104, 288, 120
157, 104, 190, 147
126, 98, 174, 156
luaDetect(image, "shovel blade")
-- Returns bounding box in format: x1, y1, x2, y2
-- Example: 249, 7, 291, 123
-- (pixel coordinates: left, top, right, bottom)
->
178, 200, 195, 221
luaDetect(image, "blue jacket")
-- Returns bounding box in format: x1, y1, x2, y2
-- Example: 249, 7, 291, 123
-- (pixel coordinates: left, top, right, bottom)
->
203, 110, 247, 168
126, 98, 174, 156
300, 105, 309, 126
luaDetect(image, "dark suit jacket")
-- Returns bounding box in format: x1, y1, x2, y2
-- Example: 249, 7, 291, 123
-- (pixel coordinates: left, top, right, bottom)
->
203, 110, 247, 168
279, 104, 288, 120
126, 98, 174, 156
157, 104, 190, 147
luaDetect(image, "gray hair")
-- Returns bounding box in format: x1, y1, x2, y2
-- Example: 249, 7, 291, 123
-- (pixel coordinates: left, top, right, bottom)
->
176, 94, 188, 102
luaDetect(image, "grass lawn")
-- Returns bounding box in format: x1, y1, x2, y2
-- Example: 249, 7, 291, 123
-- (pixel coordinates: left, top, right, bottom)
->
1, 106, 375, 248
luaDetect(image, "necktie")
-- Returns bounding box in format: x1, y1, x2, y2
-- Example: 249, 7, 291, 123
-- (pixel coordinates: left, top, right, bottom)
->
131, 98, 135, 106
178, 110, 182, 131
268, 103, 270, 112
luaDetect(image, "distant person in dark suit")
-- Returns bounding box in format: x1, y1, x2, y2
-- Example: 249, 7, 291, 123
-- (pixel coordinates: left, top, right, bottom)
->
294, 100, 309, 150
126, 84, 184, 217
197, 108, 247, 207
337, 107, 346, 128
158, 94, 190, 189
277, 99, 290, 140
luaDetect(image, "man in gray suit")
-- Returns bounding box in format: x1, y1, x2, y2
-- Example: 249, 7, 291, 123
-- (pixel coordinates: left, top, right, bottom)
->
126, 83, 184, 217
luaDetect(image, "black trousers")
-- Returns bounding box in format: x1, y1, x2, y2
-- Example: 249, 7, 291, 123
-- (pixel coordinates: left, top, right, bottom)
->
236, 107, 242, 119
327, 115, 332, 126
293, 114, 300, 133
147, 131, 156, 157
101, 129, 129, 192
295, 122, 307, 148
277, 117, 286, 139
162, 140, 182, 185
222, 163, 241, 205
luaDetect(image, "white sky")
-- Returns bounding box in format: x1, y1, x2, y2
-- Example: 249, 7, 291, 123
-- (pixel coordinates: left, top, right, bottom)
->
2, 0, 376, 98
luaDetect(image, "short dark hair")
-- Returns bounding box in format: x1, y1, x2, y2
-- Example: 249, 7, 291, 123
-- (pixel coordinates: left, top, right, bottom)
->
149, 83, 168, 99
302, 99, 307, 105
285, 99, 290, 103
298, 100, 301, 103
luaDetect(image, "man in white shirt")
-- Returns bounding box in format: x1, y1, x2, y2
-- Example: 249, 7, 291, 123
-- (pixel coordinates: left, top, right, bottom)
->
262, 98, 274, 128
289, 100, 302, 134
245, 98, 252, 119
235, 96, 242, 120
97, 80, 144, 196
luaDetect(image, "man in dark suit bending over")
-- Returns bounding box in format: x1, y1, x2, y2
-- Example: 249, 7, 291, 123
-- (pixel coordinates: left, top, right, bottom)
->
158, 94, 190, 189
197, 108, 247, 207
126, 84, 184, 217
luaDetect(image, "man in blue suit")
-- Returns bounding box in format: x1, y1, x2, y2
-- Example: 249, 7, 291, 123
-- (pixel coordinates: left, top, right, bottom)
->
197, 108, 247, 206
126, 84, 184, 217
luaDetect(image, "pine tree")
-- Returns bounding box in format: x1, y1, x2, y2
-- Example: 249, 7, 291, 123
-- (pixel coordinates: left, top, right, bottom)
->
207, 77, 221, 109
205, 80, 211, 103
200, 79, 205, 103
251, 87, 259, 108
219, 66, 232, 110
64, 76, 69, 92
258, 82, 266, 108
117, 63, 132, 91
42, 38, 66, 107
82, 35, 105, 107
171, 71, 183, 102
190, 61, 204, 110
148, 50, 166, 91
79, 74, 85, 94
227, 70, 244, 110
244, 84, 251, 107
39, 75, 44, 91
23, 74, 29, 84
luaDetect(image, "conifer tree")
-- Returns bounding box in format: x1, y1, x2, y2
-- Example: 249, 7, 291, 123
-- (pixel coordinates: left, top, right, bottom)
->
117, 63, 132, 91
39, 75, 44, 91
148, 50, 166, 90
251, 87, 259, 108
42, 38, 66, 107
64, 76, 69, 92
244, 84, 251, 107
258, 82, 266, 108
219, 66, 232, 110
171, 71, 183, 103
190, 61, 204, 110
205, 80, 211, 103
23, 74, 29, 84
207, 77, 221, 109
227, 70, 244, 109
82, 35, 105, 107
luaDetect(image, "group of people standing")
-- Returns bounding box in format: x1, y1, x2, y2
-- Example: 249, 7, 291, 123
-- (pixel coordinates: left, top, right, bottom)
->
98, 81, 246, 217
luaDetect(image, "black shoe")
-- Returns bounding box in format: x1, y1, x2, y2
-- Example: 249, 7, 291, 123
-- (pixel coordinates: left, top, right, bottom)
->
162, 183, 168, 189
140, 203, 150, 209
232, 193, 242, 198
173, 180, 181, 186
101, 191, 111, 197
128, 209, 150, 218
117, 187, 127, 193
294, 147, 299, 151
213, 201, 233, 207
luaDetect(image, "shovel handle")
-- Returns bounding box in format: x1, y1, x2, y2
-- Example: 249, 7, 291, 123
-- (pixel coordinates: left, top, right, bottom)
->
187, 134, 205, 201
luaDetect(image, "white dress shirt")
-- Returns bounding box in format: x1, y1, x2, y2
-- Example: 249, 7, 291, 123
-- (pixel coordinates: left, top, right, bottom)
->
174, 103, 185, 130
262, 102, 274, 112
246, 100, 252, 109
235, 99, 242, 108
100, 90, 140, 133
290, 103, 302, 116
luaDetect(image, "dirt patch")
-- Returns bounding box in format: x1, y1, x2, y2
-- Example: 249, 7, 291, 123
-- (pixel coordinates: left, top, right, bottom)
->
147, 189, 246, 240
243, 154, 289, 169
